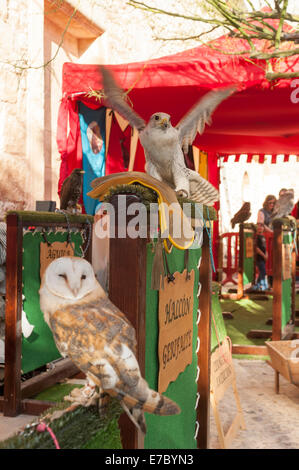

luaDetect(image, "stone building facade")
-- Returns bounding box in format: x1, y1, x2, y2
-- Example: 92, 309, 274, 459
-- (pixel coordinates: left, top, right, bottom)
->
0, 0, 208, 216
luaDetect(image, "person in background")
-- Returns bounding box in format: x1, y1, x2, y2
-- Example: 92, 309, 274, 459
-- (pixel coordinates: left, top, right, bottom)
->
257, 195, 276, 233
253, 222, 268, 291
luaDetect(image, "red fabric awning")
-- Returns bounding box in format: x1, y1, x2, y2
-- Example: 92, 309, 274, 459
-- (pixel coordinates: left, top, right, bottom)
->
58, 16, 299, 186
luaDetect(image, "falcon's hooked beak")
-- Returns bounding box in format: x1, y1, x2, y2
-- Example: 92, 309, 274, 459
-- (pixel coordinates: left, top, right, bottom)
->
80, 170, 85, 174
160, 118, 169, 130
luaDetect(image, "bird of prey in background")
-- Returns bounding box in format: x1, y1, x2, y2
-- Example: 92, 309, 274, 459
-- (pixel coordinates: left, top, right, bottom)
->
231, 202, 251, 229
270, 189, 295, 222
60, 168, 85, 213
99, 66, 236, 206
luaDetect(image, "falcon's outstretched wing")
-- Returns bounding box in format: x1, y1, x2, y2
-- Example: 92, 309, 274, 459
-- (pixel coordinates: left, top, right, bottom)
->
176, 87, 236, 154
100, 66, 146, 132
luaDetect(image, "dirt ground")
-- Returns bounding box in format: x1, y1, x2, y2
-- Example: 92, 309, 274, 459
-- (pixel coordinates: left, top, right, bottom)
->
209, 358, 299, 449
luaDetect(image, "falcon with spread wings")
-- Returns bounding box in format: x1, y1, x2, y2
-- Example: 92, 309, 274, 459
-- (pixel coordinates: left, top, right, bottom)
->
100, 66, 236, 205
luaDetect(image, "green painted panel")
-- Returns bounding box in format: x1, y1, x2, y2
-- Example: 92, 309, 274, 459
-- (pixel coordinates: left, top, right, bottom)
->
21, 230, 84, 374
211, 283, 227, 352
243, 231, 254, 285
144, 244, 201, 449
281, 231, 293, 329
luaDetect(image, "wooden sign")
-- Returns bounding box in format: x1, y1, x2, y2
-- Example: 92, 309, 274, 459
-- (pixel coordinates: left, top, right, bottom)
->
245, 236, 253, 258
210, 338, 245, 448
40, 241, 74, 280
210, 338, 234, 403
282, 243, 292, 280
158, 269, 194, 394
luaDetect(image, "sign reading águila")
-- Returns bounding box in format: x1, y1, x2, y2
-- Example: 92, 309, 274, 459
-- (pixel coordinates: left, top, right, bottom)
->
40, 241, 74, 280
158, 269, 194, 393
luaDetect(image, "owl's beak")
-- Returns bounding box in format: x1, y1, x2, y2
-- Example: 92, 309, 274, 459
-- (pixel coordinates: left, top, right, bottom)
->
72, 287, 79, 297
80, 170, 85, 174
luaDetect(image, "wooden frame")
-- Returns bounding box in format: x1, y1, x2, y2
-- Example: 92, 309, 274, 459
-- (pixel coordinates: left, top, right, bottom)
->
108, 196, 212, 450
221, 223, 255, 301
0, 212, 93, 417
210, 338, 245, 449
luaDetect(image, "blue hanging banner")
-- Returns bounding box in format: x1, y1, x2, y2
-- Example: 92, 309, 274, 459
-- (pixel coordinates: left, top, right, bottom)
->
79, 102, 106, 215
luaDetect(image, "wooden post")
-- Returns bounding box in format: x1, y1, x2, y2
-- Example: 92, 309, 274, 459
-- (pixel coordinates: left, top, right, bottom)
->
272, 224, 282, 341
197, 229, 212, 449
291, 245, 296, 325
4, 214, 23, 416
108, 195, 147, 450
237, 223, 244, 298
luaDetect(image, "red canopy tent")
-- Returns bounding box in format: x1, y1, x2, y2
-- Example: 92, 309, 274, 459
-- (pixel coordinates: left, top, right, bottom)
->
58, 25, 299, 183
57, 20, 299, 267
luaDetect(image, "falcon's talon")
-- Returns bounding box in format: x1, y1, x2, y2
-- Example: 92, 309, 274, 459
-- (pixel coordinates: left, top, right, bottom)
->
176, 189, 189, 199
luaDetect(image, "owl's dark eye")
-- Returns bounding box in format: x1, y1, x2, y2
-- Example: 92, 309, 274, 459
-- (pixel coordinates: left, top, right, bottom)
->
154, 115, 159, 121
59, 274, 67, 280
81, 274, 86, 280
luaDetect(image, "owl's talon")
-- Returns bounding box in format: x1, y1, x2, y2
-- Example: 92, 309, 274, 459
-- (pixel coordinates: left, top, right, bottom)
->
64, 384, 99, 407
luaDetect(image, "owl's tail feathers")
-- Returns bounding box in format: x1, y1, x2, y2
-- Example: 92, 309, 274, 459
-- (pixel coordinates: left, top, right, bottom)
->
230, 217, 236, 229
108, 387, 180, 434
187, 169, 219, 206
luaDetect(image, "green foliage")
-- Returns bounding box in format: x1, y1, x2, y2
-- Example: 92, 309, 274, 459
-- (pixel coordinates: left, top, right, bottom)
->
0, 386, 123, 449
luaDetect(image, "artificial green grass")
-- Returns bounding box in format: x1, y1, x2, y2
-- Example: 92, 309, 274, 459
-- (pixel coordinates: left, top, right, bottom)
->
33, 383, 83, 402
221, 294, 299, 349
221, 297, 273, 347
0, 382, 123, 449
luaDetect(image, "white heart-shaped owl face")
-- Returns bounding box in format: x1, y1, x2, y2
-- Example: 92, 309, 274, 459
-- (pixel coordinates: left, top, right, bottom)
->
43, 257, 98, 300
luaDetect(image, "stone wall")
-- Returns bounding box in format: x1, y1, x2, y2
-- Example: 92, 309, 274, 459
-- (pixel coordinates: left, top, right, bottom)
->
0, 0, 30, 217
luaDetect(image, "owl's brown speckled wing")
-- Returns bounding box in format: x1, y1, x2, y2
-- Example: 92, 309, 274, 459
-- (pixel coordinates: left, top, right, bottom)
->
49, 296, 137, 366
49, 296, 180, 433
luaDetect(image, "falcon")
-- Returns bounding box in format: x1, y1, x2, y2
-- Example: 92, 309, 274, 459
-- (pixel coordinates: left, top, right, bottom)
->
59, 168, 85, 213
100, 65, 236, 205
231, 202, 251, 228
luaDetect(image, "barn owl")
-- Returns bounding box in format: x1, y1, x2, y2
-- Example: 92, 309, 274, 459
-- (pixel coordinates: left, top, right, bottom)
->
39, 257, 180, 433
100, 65, 236, 205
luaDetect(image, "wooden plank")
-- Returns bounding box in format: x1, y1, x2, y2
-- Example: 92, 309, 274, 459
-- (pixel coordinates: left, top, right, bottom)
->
232, 344, 268, 356
210, 391, 225, 449
0, 395, 54, 416
21, 359, 80, 399
109, 195, 147, 450
20, 399, 55, 415
224, 412, 243, 449
4, 214, 23, 417
246, 329, 272, 339
272, 226, 282, 341
197, 230, 211, 449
